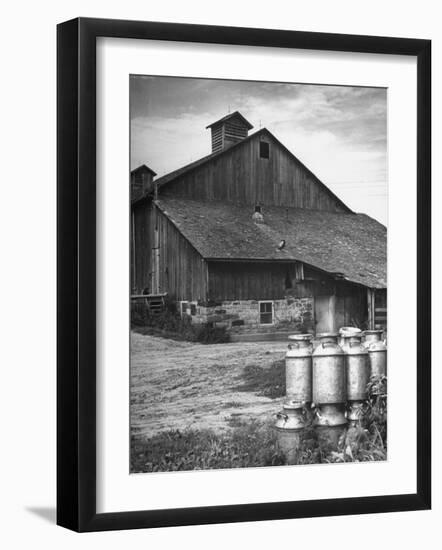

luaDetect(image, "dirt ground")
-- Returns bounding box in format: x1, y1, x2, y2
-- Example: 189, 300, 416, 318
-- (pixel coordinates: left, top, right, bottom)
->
130, 332, 287, 438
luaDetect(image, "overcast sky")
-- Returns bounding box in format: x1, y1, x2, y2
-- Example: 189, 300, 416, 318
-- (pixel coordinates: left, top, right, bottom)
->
130, 76, 387, 225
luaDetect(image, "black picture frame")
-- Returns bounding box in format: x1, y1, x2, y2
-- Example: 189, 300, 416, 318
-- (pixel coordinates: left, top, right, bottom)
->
57, 17, 431, 532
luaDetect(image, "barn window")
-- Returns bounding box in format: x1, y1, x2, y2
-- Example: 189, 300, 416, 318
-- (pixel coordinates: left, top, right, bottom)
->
259, 141, 270, 159
259, 301, 274, 325
180, 301, 189, 317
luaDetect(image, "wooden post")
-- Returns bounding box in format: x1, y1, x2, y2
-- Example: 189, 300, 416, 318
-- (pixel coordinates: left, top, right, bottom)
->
367, 288, 375, 329
329, 294, 337, 333
152, 203, 160, 294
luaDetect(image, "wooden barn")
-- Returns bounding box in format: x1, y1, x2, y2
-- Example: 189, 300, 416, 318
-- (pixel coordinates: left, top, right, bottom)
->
131, 111, 387, 338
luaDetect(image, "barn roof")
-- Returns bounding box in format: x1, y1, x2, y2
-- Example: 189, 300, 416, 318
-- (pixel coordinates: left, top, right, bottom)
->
155, 198, 387, 289
206, 111, 254, 130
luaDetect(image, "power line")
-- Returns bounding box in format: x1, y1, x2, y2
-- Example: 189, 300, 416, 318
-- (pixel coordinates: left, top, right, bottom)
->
327, 181, 388, 187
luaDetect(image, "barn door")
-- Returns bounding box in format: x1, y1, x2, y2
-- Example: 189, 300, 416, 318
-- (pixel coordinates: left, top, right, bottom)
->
314, 295, 336, 334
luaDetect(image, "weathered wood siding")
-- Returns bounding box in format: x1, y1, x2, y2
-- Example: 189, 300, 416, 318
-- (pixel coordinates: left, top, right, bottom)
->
132, 201, 152, 293
131, 168, 154, 201
132, 201, 207, 301
374, 288, 387, 329
208, 261, 308, 301
303, 265, 368, 329
334, 282, 367, 328
162, 131, 347, 212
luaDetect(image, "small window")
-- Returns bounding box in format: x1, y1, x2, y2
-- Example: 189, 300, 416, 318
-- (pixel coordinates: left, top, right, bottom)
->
259, 141, 270, 159
180, 301, 189, 317
190, 303, 197, 316
259, 301, 274, 325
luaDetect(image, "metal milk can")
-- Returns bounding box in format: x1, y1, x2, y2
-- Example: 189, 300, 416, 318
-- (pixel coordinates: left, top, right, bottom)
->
347, 401, 369, 427
314, 403, 347, 450
274, 400, 306, 464
314, 403, 346, 427
312, 333, 345, 405
341, 334, 369, 401
286, 334, 313, 403
338, 326, 362, 347
363, 329, 384, 347
363, 330, 387, 379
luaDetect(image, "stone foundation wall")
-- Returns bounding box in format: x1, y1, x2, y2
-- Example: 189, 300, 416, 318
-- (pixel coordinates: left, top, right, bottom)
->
181, 297, 314, 333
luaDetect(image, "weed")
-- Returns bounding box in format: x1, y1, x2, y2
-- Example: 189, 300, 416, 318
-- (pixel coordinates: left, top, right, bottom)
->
131, 419, 284, 473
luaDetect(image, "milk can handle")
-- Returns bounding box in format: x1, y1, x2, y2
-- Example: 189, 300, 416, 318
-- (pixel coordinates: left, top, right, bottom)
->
276, 412, 288, 421
349, 341, 360, 348
322, 342, 335, 348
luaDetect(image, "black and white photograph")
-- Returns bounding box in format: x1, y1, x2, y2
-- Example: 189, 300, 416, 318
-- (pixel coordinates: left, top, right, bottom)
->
129, 76, 388, 472
0, 1, 434, 543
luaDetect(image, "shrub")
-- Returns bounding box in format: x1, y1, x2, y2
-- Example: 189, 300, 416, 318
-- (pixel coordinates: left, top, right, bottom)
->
192, 323, 230, 344
131, 300, 230, 344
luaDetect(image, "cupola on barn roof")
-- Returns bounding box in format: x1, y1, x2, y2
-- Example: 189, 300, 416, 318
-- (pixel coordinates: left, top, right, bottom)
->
131, 164, 157, 177
206, 111, 254, 153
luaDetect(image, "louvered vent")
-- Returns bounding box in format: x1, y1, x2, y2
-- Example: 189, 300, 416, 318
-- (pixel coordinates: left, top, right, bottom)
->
206, 111, 253, 153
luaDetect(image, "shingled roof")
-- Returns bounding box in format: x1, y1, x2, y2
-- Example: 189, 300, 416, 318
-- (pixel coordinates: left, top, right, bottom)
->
156, 198, 387, 289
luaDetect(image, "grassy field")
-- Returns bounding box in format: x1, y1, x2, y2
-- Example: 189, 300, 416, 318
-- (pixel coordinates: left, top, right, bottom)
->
130, 331, 387, 473
130, 331, 287, 438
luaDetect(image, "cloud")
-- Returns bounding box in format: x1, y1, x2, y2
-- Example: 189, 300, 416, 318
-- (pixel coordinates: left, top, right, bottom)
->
130, 76, 387, 223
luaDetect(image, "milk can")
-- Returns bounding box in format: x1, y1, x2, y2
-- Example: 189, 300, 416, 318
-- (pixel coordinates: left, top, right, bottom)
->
312, 333, 347, 449
338, 326, 362, 347
341, 334, 369, 401
274, 400, 307, 464
312, 333, 345, 404
314, 403, 347, 450
363, 329, 384, 349
285, 334, 313, 404
363, 330, 387, 379
347, 401, 369, 427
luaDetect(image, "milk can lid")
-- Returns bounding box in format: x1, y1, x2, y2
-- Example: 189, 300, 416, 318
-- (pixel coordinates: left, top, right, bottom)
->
339, 326, 361, 335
